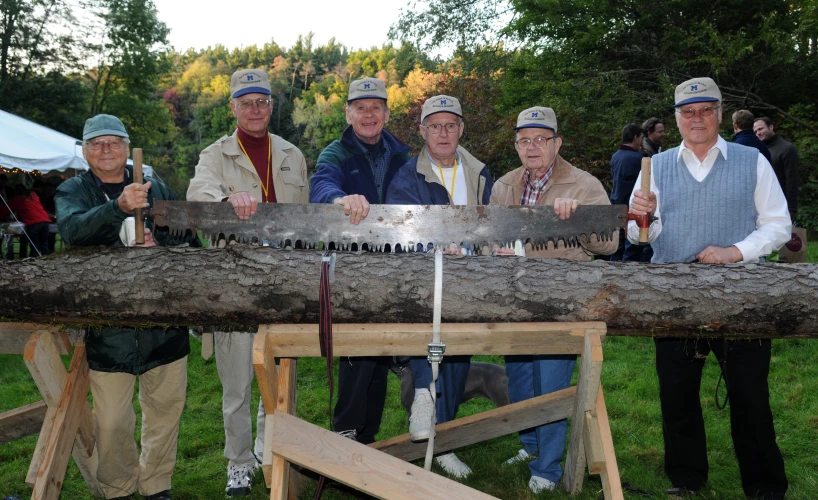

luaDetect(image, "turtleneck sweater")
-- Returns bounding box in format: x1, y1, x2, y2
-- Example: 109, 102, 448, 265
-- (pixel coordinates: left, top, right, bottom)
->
237, 126, 277, 203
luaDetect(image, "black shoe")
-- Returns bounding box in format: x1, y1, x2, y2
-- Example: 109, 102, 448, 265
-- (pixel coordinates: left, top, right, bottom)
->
109, 496, 134, 500
667, 487, 698, 497
144, 491, 172, 500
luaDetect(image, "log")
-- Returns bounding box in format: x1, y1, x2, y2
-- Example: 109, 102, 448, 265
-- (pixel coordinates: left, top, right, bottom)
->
1, 246, 817, 337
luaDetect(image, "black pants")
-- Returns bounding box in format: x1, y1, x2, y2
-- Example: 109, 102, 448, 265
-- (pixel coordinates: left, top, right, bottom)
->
654, 338, 787, 499
333, 356, 390, 444
26, 222, 50, 257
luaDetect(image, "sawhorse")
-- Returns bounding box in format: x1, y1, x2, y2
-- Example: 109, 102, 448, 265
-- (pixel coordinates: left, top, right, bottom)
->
252, 322, 623, 500
0, 323, 102, 500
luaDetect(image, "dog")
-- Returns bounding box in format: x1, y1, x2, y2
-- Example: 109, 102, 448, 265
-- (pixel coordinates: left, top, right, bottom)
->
390, 356, 511, 415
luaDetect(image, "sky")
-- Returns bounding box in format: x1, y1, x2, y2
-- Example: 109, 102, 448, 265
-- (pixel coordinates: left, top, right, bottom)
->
153, 0, 411, 53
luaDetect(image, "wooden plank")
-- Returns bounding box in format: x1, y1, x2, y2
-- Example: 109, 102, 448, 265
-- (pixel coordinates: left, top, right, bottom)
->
253, 332, 279, 417
1, 323, 61, 354
26, 405, 57, 487
201, 331, 213, 360
23, 332, 102, 496
372, 386, 575, 462
562, 333, 604, 493
263, 359, 297, 486
259, 322, 606, 357
269, 358, 297, 500
31, 345, 91, 500
270, 412, 497, 500
595, 385, 623, 500
583, 412, 605, 474
0, 400, 47, 444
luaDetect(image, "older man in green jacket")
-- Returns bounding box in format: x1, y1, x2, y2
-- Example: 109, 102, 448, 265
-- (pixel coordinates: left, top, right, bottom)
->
55, 114, 198, 500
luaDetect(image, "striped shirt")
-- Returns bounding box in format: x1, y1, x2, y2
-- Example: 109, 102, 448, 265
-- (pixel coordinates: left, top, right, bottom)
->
519, 164, 554, 205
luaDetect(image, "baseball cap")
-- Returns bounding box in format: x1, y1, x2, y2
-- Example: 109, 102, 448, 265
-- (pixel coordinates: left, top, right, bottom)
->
674, 77, 721, 107
347, 77, 387, 102
83, 114, 129, 141
420, 95, 462, 122
514, 106, 558, 133
231, 69, 272, 98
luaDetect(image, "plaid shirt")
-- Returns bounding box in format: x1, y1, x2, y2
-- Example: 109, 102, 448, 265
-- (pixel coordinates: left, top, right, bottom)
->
519, 163, 555, 205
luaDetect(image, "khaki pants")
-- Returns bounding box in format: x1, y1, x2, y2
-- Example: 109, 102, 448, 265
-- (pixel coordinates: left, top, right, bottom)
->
215, 331, 265, 468
89, 356, 187, 499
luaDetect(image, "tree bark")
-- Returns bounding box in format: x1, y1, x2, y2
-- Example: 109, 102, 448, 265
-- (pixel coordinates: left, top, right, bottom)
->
1, 246, 817, 338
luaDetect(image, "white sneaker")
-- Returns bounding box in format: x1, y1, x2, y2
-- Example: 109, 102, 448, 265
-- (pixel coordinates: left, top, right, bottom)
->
529, 475, 557, 494
435, 452, 472, 479
504, 448, 536, 465
408, 389, 434, 441
335, 429, 358, 440
226, 462, 256, 497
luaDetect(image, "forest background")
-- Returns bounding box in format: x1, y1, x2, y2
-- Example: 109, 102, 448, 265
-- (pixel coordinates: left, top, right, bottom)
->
2, 0, 817, 232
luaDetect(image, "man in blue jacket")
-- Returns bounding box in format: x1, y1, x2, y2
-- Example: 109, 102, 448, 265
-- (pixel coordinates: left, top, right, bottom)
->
732, 109, 771, 164
309, 77, 411, 444
609, 124, 652, 261
385, 95, 493, 479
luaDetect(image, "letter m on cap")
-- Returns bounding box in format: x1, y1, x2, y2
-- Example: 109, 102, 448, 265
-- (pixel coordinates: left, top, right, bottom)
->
440, 99, 447, 105
364, 83, 371, 89
247, 74, 254, 81
532, 112, 539, 118
690, 84, 698, 91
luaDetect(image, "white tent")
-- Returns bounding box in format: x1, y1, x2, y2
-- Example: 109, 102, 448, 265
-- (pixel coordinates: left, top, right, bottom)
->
0, 109, 154, 177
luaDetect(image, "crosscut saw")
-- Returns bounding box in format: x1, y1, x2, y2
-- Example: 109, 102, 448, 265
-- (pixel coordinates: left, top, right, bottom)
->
150, 201, 629, 252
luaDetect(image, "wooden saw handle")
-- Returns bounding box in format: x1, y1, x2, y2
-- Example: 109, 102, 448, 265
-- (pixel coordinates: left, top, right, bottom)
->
639, 157, 651, 243
133, 148, 145, 244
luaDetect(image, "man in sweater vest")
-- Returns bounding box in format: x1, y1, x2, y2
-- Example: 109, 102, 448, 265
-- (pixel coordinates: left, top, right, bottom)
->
187, 69, 309, 497
629, 77, 791, 499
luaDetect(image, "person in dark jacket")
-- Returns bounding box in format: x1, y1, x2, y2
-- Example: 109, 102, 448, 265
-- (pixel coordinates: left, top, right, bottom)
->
608, 124, 652, 261
55, 114, 198, 500
732, 110, 772, 164
385, 95, 493, 479
308, 78, 411, 445
754, 116, 799, 221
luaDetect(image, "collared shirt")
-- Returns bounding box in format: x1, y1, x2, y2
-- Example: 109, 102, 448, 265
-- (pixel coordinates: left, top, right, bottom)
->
627, 135, 791, 262
519, 164, 554, 206
355, 135, 391, 202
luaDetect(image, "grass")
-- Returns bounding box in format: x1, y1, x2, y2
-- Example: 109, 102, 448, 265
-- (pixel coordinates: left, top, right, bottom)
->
1, 242, 817, 499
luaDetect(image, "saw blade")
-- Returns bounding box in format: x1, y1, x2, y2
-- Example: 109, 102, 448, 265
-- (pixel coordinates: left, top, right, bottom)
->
151, 201, 627, 252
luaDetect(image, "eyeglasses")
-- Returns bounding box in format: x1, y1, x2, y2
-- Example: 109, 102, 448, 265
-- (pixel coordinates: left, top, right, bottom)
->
515, 136, 558, 149
85, 137, 129, 151
676, 105, 720, 120
423, 123, 461, 134
237, 98, 273, 111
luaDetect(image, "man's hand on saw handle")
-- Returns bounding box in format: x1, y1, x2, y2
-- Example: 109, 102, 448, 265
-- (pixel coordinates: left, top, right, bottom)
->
629, 189, 657, 216
118, 181, 152, 215
334, 194, 370, 225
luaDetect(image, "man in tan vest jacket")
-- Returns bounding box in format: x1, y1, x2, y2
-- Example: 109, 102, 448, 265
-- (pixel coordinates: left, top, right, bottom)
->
490, 106, 615, 494
187, 69, 308, 497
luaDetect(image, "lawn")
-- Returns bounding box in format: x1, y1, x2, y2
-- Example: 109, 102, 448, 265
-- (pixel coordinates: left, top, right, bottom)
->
1, 243, 817, 499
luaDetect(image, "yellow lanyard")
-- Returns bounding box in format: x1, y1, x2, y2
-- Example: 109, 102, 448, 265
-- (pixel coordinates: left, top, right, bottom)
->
237, 135, 272, 200
437, 157, 458, 201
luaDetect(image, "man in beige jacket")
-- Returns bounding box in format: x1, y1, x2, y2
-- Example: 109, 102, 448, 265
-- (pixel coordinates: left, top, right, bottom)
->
490, 106, 616, 494
187, 69, 308, 497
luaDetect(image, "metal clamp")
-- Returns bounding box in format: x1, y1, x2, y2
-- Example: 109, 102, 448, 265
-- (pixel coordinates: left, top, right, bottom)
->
427, 341, 446, 363
321, 252, 336, 284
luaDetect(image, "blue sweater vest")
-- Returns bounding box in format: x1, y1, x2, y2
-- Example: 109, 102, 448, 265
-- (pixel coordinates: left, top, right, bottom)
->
651, 142, 757, 263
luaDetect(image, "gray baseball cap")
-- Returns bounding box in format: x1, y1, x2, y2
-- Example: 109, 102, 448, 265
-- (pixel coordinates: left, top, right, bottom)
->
83, 114, 129, 141
674, 77, 721, 107
421, 95, 462, 122
348, 77, 387, 102
514, 106, 558, 133
231, 69, 272, 98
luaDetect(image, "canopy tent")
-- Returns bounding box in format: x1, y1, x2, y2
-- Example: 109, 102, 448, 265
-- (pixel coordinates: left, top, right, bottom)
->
0, 109, 155, 177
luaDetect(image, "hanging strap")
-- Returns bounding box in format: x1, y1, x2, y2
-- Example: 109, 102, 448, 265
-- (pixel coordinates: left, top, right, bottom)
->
314, 250, 336, 500
423, 248, 445, 470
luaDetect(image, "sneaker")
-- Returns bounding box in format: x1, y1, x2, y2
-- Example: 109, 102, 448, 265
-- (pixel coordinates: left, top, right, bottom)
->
144, 491, 172, 500
408, 389, 434, 442
435, 452, 472, 479
226, 463, 255, 497
529, 476, 557, 494
504, 448, 536, 465
335, 428, 358, 440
